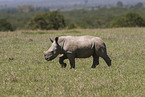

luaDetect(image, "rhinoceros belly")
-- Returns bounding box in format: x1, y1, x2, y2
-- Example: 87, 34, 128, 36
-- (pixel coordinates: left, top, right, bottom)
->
75, 48, 94, 58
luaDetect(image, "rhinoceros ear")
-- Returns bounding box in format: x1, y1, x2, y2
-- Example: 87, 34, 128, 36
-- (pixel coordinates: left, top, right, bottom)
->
49, 38, 53, 43
55, 37, 59, 44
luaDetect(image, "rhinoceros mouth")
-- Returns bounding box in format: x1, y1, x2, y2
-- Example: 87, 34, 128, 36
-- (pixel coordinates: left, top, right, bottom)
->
45, 58, 52, 61
45, 56, 54, 61
44, 53, 58, 61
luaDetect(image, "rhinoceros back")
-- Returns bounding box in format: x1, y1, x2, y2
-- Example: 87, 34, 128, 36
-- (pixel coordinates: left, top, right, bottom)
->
58, 36, 105, 58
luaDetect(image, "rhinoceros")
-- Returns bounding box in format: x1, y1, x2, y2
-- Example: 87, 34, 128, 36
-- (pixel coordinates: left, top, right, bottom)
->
44, 36, 111, 69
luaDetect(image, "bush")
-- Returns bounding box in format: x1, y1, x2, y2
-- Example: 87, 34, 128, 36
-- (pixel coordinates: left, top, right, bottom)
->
67, 23, 77, 29
0, 19, 13, 31
126, 13, 145, 27
110, 13, 145, 27
28, 11, 65, 30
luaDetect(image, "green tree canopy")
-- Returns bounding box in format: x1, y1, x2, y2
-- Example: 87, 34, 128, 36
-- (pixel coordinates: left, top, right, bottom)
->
110, 13, 145, 27
116, 1, 123, 8
0, 19, 13, 31
134, 2, 144, 8
28, 11, 65, 30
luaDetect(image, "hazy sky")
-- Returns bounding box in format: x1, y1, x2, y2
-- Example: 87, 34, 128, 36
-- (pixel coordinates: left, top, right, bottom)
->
0, 0, 145, 7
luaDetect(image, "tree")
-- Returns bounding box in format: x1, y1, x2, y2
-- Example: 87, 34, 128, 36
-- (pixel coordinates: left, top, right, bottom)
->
126, 13, 145, 27
110, 13, 145, 27
67, 23, 76, 29
17, 5, 35, 13
0, 19, 13, 31
116, 1, 123, 8
28, 14, 46, 30
110, 17, 127, 27
28, 11, 65, 30
134, 2, 144, 8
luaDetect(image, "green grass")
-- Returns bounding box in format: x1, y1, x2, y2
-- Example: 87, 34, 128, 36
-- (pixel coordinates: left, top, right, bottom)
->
0, 28, 145, 97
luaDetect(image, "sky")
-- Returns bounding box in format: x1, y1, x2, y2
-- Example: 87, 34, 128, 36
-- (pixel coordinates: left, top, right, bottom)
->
0, 0, 145, 7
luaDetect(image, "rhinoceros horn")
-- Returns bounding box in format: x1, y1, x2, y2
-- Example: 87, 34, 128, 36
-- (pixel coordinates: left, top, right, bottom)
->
49, 38, 53, 43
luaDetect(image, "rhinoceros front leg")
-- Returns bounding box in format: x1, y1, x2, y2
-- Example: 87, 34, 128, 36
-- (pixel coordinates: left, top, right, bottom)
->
59, 54, 67, 68
67, 54, 75, 69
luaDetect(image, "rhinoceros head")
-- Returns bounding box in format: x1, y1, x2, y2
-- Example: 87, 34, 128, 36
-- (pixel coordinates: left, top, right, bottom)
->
44, 37, 60, 61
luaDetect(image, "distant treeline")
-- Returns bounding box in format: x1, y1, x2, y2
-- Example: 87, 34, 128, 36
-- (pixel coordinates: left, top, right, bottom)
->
1, 5, 145, 31
63, 7, 145, 29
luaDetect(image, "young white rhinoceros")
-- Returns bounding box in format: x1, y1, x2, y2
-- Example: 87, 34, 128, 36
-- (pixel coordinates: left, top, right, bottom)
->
44, 36, 111, 69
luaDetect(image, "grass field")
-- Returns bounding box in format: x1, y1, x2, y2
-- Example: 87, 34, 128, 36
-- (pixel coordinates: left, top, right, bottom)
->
0, 28, 145, 97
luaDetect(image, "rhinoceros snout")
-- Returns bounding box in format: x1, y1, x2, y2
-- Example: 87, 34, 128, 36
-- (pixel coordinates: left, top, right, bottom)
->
44, 56, 53, 61
45, 57, 49, 60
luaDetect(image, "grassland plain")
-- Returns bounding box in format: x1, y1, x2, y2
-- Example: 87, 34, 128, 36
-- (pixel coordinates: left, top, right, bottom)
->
0, 28, 145, 97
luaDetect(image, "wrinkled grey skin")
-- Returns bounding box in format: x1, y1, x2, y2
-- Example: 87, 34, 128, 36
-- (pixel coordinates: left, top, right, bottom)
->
44, 36, 111, 69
